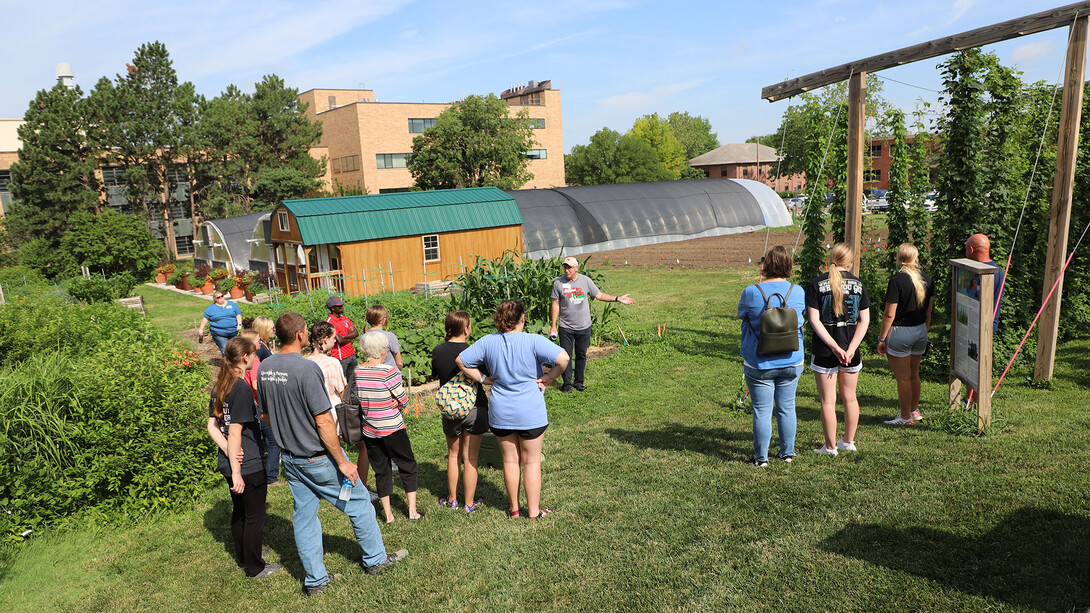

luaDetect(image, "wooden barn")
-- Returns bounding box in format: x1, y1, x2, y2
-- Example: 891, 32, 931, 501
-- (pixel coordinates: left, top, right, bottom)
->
270, 187, 523, 296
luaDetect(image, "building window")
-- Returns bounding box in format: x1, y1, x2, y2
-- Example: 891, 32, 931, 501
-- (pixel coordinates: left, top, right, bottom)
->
379, 187, 411, 194
342, 155, 360, 172
864, 169, 881, 181
377, 153, 409, 169
423, 234, 440, 262
529, 118, 545, 129
525, 149, 547, 160
520, 93, 543, 106
408, 118, 437, 133
278, 211, 289, 232
328, 95, 337, 110
720, 168, 728, 177
102, 166, 127, 187
0, 170, 11, 214
332, 158, 342, 173
870, 143, 882, 158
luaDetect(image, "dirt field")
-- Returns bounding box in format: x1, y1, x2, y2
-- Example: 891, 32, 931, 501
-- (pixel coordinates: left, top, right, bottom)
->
583, 226, 890, 269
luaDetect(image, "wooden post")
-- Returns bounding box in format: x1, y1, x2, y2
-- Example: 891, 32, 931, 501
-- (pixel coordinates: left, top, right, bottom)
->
846, 71, 866, 275
1036, 15, 1089, 381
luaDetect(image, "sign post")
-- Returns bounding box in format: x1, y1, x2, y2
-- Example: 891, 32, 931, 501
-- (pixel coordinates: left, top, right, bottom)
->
948, 258, 998, 431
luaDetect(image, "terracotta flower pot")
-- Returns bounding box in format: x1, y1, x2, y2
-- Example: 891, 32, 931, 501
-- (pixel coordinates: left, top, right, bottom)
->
229, 286, 245, 299
177, 273, 193, 292
156, 273, 167, 284
199, 281, 214, 295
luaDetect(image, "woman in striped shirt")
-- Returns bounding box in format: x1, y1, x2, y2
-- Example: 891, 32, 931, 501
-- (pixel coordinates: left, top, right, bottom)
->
355, 330, 421, 523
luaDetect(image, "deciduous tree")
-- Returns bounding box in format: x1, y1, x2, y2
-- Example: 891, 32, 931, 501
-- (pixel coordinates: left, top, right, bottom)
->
408, 94, 536, 190
564, 128, 674, 185
629, 113, 687, 179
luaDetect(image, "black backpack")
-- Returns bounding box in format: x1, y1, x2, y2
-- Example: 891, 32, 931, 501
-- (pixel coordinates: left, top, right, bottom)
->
747, 284, 799, 355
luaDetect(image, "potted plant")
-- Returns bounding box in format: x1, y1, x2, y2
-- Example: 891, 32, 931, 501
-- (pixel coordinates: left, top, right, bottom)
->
177, 271, 193, 292
193, 263, 213, 294
246, 280, 266, 302
155, 262, 175, 284
166, 268, 184, 287
217, 277, 239, 299
233, 268, 253, 299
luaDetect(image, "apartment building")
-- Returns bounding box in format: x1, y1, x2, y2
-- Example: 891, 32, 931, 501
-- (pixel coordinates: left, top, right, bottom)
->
0, 119, 22, 214
689, 143, 806, 193
297, 79, 565, 193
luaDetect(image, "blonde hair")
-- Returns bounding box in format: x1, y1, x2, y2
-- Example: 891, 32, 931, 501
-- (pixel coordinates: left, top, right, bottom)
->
896, 243, 926, 305
238, 329, 260, 344
252, 316, 274, 344
827, 243, 854, 317
366, 305, 388, 328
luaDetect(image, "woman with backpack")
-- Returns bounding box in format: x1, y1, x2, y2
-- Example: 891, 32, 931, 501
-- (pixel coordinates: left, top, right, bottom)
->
877, 243, 934, 426
805, 243, 871, 455
738, 245, 806, 467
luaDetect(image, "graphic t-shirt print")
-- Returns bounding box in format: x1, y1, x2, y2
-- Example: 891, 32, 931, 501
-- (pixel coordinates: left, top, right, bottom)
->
563, 284, 586, 305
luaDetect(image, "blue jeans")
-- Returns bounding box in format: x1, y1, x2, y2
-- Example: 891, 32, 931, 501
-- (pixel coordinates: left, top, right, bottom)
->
282, 452, 387, 587
258, 419, 281, 484
744, 363, 802, 462
211, 333, 231, 356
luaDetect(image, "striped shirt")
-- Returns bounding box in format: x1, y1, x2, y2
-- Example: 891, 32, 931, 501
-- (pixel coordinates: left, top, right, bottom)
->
354, 364, 407, 438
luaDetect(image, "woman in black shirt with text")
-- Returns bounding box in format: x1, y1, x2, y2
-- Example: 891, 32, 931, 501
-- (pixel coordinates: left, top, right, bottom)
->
805, 243, 871, 455
876, 243, 934, 426
205, 336, 281, 578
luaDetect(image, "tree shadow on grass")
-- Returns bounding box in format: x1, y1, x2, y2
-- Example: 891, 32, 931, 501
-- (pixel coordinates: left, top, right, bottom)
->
203, 497, 374, 583
820, 507, 1090, 611
1053, 344, 1090, 389
605, 423, 753, 462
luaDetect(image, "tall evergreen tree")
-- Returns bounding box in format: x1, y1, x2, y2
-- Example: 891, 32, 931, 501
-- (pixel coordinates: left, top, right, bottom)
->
7, 84, 103, 245
110, 41, 195, 256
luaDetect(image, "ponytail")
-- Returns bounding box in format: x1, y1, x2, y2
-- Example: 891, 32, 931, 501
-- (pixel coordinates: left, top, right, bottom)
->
213, 337, 255, 418
896, 243, 926, 305
827, 243, 854, 317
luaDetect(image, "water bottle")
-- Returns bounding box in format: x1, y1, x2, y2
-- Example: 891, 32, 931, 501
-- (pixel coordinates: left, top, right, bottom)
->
338, 477, 352, 501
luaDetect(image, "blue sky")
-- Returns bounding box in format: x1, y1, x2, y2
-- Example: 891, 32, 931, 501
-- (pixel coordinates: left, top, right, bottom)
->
2, 0, 1078, 152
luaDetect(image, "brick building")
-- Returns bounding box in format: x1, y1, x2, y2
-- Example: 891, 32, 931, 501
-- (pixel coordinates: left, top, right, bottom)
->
298, 79, 565, 194
689, 143, 806, 193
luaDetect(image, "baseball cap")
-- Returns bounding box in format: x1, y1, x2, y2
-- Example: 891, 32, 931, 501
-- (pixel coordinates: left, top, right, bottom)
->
326, 296, 345, 308
562, 257, 579, 268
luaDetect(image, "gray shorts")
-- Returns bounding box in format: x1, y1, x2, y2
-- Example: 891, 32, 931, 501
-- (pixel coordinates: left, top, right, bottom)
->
442, 404, 489, 438
887, 324, 928, 358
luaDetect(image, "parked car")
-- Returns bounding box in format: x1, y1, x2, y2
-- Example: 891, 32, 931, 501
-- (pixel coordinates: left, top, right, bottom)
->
923, 191, 938, 212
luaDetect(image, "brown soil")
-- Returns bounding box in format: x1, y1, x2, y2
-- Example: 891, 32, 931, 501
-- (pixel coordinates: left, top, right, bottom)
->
179, 328, 226, 368
583, 227, 889, 269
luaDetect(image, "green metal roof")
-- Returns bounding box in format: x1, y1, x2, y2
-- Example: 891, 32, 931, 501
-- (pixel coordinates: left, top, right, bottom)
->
281, 187, 523, 246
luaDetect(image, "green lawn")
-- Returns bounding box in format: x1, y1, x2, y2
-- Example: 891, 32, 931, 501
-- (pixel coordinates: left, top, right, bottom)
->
135, 284, 210, 333
3, 268, 1088, 612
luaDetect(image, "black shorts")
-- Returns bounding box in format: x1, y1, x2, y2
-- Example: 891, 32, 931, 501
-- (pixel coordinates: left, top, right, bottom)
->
490, 424, 548, 440
442, 405, 490, 438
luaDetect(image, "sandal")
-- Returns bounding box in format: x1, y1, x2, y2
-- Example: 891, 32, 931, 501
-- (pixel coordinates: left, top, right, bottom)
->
530, 509, 552, 519
409, 511, 425, 521
438, 497, 460, 509
505, 509, 520, 518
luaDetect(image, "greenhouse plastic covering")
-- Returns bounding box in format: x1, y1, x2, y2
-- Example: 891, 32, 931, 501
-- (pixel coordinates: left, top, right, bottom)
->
509, 179, 792, 259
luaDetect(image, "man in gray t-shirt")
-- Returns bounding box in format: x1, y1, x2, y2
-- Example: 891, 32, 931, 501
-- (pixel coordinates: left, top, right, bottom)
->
257, 312, 405, 595
549, 257, 634, 392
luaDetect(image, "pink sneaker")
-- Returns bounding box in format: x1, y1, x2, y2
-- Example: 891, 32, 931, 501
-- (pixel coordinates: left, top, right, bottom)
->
911, 410, 924, 421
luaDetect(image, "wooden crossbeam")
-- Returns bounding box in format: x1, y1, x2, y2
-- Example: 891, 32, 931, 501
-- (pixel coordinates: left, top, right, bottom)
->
762, 1, 1090, 101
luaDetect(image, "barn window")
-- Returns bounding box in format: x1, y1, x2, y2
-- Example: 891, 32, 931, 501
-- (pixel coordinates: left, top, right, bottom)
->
423, 234, 440, 262
278, 211, 289, 232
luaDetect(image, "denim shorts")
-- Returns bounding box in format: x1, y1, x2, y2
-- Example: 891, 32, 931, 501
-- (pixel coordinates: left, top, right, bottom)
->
887, 324, 928, 358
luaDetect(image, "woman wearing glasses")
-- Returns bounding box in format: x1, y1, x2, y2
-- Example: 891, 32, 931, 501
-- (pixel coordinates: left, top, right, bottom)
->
198, 291, 244, 356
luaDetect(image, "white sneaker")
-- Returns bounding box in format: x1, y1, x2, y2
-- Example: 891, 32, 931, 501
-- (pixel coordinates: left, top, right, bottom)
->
884, 416, 916, 426
812, 446, 838, 456
836, 438, 857, 452
911, 410, 924, 421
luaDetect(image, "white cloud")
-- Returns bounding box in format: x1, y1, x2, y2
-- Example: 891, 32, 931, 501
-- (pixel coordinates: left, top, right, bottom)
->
1011, 40, 1055, 63
947, 0, 980, 25
596, 79, 709, 112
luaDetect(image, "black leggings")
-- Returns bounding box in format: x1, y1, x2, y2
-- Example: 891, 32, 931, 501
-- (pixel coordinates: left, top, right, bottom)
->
223, 470, 267, 576
365, 429, 418, 498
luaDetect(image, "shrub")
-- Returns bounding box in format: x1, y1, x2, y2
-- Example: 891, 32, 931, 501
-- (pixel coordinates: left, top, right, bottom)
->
60, 210, 165, 277
0, 297, 215, 542
66, 272, 138, 304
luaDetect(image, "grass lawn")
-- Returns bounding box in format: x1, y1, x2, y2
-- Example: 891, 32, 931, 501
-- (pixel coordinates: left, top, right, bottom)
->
3, 267, 1088, 612
135, 284, 211, 333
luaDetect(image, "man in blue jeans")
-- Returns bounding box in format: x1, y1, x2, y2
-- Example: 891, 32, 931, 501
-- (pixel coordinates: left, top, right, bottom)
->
257, 312, 407, 597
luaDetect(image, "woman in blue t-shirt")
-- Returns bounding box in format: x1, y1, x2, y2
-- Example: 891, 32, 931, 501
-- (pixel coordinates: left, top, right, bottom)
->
198, 291, 243, 356
737, 245, 806, 467
457, 300, 568, 519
